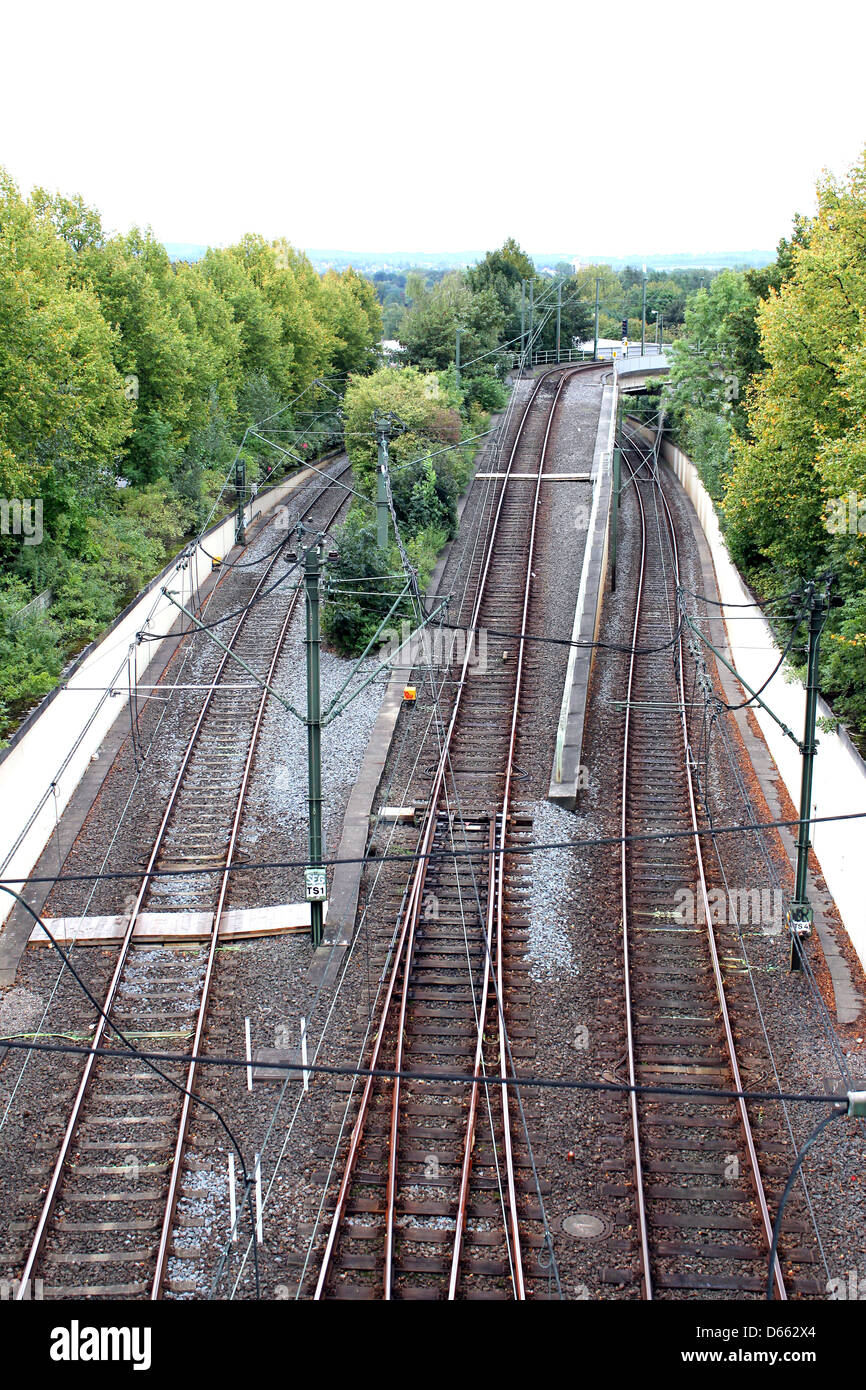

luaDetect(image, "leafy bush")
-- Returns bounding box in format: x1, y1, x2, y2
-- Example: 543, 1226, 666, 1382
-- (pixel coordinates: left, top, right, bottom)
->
321, 519, 409, 656
463, 372, 508, 413
0, 582, 64, 741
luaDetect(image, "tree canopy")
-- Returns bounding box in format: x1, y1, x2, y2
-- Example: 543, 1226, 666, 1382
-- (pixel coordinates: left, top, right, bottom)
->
664, 151, 866, 745
0, 168, 382, 738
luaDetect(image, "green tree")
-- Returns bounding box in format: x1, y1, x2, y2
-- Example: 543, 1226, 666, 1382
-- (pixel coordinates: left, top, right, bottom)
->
723, 153, 866, 742
320, 267, 383, 375
666, 271, 758, 496
400, 273, 504, 372
342, 364, 462, 495
0, 170, 131, 520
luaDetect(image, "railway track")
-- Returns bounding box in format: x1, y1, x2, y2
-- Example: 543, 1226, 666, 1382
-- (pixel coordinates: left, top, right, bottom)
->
615, 424, 790, 1300
310, 364, 602, 1300
14, 459, 352, 1301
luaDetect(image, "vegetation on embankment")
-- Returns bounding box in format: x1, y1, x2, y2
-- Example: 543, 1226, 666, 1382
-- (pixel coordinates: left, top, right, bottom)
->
648, 150, 866, 747
0, 180, 775, 744
0, 169, 382, 740
321, 364, 501, 655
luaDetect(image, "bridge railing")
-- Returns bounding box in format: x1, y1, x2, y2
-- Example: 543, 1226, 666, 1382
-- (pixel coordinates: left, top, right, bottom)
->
508, 347, 595, 368
512, 344, 668, 368
593, 343, 666, 360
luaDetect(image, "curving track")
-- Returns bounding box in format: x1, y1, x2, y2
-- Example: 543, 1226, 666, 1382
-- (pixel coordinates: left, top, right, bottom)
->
617, 423, 787, 1300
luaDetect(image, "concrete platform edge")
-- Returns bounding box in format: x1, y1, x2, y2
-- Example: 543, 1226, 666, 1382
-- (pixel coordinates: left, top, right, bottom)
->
548, 378, 617, 807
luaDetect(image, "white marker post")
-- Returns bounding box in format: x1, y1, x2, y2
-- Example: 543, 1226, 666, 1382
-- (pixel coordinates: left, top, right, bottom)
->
300, 1016, 309, 1093
245, 1017, 252, 1091
228, 1152, 237, 1242
254, 1154, 263, 1244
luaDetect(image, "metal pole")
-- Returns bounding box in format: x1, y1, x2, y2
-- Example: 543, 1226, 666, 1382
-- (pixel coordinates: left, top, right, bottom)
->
556, 281, 562, 363
593, 277, 600, 360
611, 443, 621, 591
235, 458, 247, 546
789, 579, 830, 969
658, 312, 663, 351
304, 541, 324, 948
528, 280, 534, 367
455, 327, 462, 393
641, 276, 646, 357
376, 417, 390, 554
520, 280, 526, 367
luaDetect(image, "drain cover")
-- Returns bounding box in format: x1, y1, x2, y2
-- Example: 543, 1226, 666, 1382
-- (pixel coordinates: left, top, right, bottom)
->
562, 1213, 606, 1240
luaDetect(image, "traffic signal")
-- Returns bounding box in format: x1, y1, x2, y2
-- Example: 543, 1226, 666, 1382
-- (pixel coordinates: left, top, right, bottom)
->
621, 318, 628, 339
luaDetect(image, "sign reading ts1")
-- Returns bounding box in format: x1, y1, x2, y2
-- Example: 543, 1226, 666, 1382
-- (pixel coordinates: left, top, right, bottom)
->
305, 867, 327, 902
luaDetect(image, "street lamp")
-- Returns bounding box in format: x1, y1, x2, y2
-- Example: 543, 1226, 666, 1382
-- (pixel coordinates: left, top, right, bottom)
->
641, 272, 647, 357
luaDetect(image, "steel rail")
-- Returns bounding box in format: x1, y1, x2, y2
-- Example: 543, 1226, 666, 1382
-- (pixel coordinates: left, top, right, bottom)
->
314, 364, 596, 1300
619, 423, 787, 1300
491, 369, 573, 1295
448, 822, 498, 1297
380, 367, 581, 1300
16, 462, 351, 1300
618, 433, 655, 1300
150, 482, 349, 1297
448, 372, 569, 1297
649, 443, 788, 1303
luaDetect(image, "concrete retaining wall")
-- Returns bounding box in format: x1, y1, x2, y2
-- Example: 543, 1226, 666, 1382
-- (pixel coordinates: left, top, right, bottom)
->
0, 460, 339, 929
631, 422, 866, 971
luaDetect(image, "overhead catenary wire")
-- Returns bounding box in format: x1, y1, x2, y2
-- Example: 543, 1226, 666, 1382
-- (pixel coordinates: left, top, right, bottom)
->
11, 361, 861, 1301
135, 554, 303, 641
7, 808, 866, 894
0, 884, 263, 1298
0, 1034, 857, 1108
263, 373, 576, 1300
618, 422, 830, 1296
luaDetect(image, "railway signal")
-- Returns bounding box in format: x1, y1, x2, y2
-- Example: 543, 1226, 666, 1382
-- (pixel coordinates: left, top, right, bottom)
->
234, 457, 247, 546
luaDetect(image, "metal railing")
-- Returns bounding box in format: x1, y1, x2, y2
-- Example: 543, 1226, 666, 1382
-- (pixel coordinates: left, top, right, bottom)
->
9, 589, 52, 626
512, 344, 668, 368
508, 347, 594, 369
593, 343, 666, 360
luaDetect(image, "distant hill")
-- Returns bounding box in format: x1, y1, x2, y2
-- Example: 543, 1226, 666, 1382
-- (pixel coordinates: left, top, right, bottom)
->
579, 250, 776, 271
164, 242, 208, 262
162, 242, 776, 273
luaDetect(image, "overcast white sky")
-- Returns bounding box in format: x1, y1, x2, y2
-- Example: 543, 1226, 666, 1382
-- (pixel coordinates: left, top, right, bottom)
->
2, 0, 864, 259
